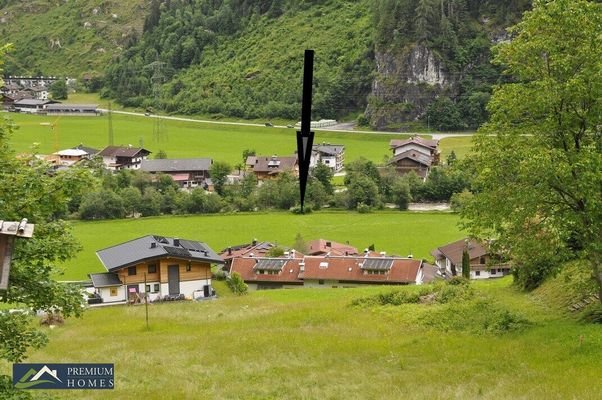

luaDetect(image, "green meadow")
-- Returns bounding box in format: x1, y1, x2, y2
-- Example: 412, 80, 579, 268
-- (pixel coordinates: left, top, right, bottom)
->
62, 211, 462, 281
4, 112, 473, 165
2, 278, 601, 399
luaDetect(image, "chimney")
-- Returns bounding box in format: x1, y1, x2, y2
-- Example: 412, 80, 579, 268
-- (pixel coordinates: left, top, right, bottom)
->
291, 249, 296, 258
150, 242, 157, 249
174, 238, 180, 247
380, 251, 386, 257
326, 241, 332, 248
228, 247, 232, 256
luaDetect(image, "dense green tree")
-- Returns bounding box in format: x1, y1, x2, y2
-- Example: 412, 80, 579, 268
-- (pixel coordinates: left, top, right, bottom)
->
462, 242, 470, 279
391, 179, 412, 210
120, 187, 142, 217
79, 190, 125, 220
311, 162, 334, 195
49, 79, 68, 100
0, 96, 85, 382
347, 175, 380, 209
462, 0, 602, 296
209, 161, 231, 196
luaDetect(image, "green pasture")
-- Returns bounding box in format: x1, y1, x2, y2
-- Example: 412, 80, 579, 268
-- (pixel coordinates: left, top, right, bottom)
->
62, 211, 461, 281
4, 112, 473, 165
2, 278, 601, 399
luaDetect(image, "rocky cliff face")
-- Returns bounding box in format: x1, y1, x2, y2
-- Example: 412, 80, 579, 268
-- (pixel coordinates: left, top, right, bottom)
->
366, 45, 453, 130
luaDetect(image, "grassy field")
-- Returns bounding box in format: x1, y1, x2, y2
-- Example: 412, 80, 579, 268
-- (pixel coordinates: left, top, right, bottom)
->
2, 278, 601, 399
4, 111, 473, 165
61, 211, 462, 281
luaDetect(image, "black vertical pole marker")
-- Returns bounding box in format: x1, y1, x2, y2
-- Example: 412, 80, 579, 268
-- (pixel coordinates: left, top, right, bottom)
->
297, 50, 315, 213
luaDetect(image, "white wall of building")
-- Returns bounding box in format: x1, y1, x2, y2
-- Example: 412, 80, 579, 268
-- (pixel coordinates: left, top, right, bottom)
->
98, 286, 126, 303
393, 144, 432, 157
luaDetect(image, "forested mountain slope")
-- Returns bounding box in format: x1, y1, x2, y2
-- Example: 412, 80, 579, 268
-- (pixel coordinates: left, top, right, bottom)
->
2, 0, 532, 129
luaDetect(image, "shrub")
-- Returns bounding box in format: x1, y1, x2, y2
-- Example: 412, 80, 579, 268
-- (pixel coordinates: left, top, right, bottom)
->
356, 203, 372, 213
226, 272, 248, 295
579, 303, 602, 324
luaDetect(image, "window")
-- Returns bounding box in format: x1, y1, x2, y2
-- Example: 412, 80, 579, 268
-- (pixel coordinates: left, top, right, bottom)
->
145, 285, 151, 292
128, 266, 137, 276
186, 263, 192, 272
475, 271, 481, 276
148, 264, 157, 274
318, 280, 324, 285
153, 284, 160, 293
480, 257, 486, 264
491, 269, 496, 274
110, 287, 117, 296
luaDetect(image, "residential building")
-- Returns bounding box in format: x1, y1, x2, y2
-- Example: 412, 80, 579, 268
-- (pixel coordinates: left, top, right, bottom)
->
98, 145, 151, 171
310, 143, 345, 172
388, 136, 440, 179
93, 235, 223, 304
229, 257, 304, 290
246, 155, 298, 181
13, 99, 59, 113
431, 238, 511, 279
306, 239, 358, 256
229, 254, 424, 290
141, 158, 213, 189
219, 239, 280, 271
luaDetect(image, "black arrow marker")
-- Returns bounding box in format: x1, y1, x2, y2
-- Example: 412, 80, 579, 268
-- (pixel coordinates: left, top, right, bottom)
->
297, 49, 315, 213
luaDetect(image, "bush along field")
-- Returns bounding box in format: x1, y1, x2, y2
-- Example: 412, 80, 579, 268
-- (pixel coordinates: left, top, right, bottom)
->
2, 277, 601, 400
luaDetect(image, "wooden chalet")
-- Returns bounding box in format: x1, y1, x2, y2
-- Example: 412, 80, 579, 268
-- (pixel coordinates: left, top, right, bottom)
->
431, 238, 511, 279
93, 235, 223, 304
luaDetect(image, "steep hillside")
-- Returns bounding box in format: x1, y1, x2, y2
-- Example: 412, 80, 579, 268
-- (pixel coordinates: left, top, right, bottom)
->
0, 0, 146, 78
2, 0, 532, 129
103, 0, 374, 120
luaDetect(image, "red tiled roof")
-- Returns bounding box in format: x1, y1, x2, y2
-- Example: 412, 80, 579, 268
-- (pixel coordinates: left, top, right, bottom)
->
220, 241, 278, 261
302, 256, 421, 284
306, 239, 359, 256
230, 257, 303, 284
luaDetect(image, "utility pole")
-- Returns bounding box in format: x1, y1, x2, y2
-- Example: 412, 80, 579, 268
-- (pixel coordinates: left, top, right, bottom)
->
147, 58, 167, 143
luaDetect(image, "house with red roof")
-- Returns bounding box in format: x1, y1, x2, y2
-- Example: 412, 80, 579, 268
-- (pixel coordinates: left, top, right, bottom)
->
219, 239, 281, 271
229, 254, 424, 290
431, 238, 511, 279
306, 239, 359, 256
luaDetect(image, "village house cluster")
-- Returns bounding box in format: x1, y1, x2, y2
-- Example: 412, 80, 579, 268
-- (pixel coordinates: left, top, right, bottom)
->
88, 235, 509, 305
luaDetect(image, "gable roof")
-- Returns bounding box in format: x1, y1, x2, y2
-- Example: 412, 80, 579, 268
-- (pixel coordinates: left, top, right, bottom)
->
431, 238, 488, 266
220, 241, 282, 261
306, 239, 358, 256
389, 150, 433, 167
72, 144, 100, 155
14, 99, 58, 106
230, 257, 304, 284
248, 155, 297, 174
141, 158, 213, 173
389, 136, 439, 151
302, 256, 421, 283
96, 235, 223, 272
312, 144, 345, 156
98, 146, 151, 158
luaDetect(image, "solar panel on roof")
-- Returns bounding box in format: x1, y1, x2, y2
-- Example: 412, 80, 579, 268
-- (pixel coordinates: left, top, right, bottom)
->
179, 239, 206, 253
361, 258, 394, 270
164, 246, 191, 258
254, 259, 287, 271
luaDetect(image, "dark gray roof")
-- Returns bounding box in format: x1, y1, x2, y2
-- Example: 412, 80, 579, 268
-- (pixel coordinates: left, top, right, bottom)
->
14, 99, 58, 106
389, 150, 433, 167
254, 258, 288, 271
89, 272, 122, 287
313, 144, 344, 156
96, 235, 224, 271
141, 158, 212, 173
72, 144, 100, 155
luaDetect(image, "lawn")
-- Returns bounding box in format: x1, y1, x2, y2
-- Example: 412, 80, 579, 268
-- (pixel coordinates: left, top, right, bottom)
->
2, 278, 601, 399
4, 111, 472, 166
61, 211, 462, 281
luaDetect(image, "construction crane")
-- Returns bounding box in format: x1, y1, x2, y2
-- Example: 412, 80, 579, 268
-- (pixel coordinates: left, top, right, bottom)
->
39, 116, 61, 153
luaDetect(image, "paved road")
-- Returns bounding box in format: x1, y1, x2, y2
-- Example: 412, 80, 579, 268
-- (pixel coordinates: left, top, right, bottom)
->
99, 109, 474, 138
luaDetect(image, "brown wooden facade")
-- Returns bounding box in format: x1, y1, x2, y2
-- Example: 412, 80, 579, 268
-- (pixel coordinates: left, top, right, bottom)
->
116, 258, 212, 286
